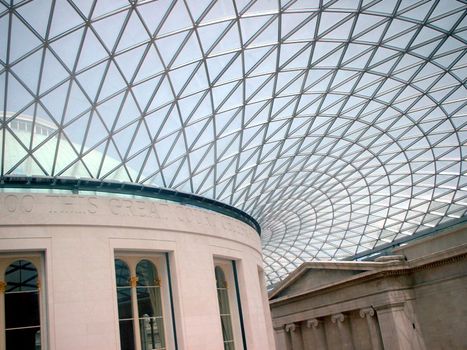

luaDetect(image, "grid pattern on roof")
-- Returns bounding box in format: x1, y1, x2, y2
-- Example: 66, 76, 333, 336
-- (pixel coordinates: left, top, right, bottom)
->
1, 0, 466, 285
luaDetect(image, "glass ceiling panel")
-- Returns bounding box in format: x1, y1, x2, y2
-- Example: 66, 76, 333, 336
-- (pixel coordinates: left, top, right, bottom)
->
1, 0, 466, 286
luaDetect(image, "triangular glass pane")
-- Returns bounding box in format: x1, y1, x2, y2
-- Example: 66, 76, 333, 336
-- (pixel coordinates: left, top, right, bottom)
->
115, 94, 140, 130
75, 62, 107, 102
244, 46, 277, 76
6, 74, 35, 113
172, 31, 204, 68
114, 44, 147, 82
54, 134, 81, 176
135, 45, 164, 82
168, 62, 199, 96
49, 27, 85, 70
93, 0, 128, 18
185, 0, 212, 23
16, 0, 52, 39
113, 120, 139, 157
40, 82, 69, 123
117, 12, 150, 52
219, 82, 243, 111
10, 14, 42, 62
10, 49, 42, 92
216, 54, 243, 85
95, 92, 125, 130
92, 10, 128, 52
40, 50, 70, 93
77, 29, 109, 70
318, 12, 349, 36
148, 75, 175, 110
197, 20, 230, 53
156, 30, 190, 67
132, 75, 163, 111
128, 122, 152, 157
50, 0, 84, 38
200, 0, 236, 24
181, 64, 210, 97
137, 0, 173, 35
324, 16, 354, 40
283, 13, 317, 41
99, 61, 127, 100
280, 42, 308, 67
62, 112, 90, 147
158, 0, 191, 36
83, 113, 108, 150
210, 23, 241, 56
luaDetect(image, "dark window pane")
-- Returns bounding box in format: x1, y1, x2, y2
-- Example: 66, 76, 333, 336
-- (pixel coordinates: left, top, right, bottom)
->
5, 291, 40, 329
215, 266, 235, 349
6, 327, 41, 350
115, 259, 135, 350
5, 260, 38, 292
224, 341, 235, 350
217, 289, 231, 315
119, 320, 135, 350
136, 260, 158, 287
115, 259, 131, 287
117, 287, 133, 320
221, 315, 234, 341
215, 266, 227, 288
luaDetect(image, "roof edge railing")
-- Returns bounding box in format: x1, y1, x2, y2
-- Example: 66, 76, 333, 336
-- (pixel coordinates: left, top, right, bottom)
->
0, 175, 261, 236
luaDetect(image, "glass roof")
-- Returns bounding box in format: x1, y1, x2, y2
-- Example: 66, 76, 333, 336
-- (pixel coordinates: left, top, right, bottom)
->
1, 0, 466, 286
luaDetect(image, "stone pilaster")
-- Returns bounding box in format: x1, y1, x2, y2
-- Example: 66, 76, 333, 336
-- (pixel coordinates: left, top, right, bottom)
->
360, 307, 383, 350
274, 325, 292, 350
306, 318, 327, 349
331, 313, 354, 350
286, 323, 304, 350
375, 303, 426, 350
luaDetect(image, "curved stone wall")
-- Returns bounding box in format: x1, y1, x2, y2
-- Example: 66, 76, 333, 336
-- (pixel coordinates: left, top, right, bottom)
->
0, 192, 275, 350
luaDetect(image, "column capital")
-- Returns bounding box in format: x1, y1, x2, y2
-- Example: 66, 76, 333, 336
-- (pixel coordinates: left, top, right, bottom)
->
360, 307, 375, 318
273, 324, 286, 332
130, 276, 138, 287
285, 323, 297, 333
331, 313, 345, 324
306, 318, 321, 329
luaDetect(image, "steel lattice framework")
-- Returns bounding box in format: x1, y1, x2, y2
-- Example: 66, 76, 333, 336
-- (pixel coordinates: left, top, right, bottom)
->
1, 0, 466, 285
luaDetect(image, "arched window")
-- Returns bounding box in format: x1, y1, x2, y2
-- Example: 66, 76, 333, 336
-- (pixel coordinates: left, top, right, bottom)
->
215, 266, 235, 350
114, 256, 172, 350
4, 260, 41, 349
136, 260, 165, 350
115, 259, 135, 350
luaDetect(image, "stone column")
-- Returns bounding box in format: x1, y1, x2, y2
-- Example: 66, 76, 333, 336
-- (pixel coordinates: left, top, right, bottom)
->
331, 313, 354, 350
306, 318, 327, 350
286, 323, 304, 350
274, 325, 291, 350
360, 308, 383, 350
130, 275, 142, 350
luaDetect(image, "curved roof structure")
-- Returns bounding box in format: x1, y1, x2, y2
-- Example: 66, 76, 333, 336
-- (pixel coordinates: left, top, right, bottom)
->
1, 0, 466, 285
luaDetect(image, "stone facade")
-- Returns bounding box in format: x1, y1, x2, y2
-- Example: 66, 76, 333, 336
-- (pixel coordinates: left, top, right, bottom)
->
269, 223, 467, 350
0, 192, 275, 350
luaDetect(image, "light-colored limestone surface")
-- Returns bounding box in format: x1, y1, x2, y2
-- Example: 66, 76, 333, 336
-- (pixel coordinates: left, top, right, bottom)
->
0, 192, 275, 350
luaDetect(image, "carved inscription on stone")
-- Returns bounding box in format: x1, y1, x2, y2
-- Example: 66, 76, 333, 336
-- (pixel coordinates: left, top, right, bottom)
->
0, 194, 256, 243
0, 194, 34, 213
46, 195, 98, 214
108, 198, 165, 218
